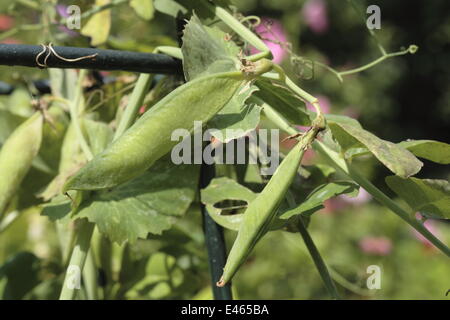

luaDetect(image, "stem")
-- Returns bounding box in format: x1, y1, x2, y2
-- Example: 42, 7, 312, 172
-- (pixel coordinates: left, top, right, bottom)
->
314, 141, 450, 257
201, 0, 271, 61
113, 74, 152, 140
69, 69, 93, 161
83, 249, 99, 300
262, 104, 450, 257
338, 47, 414, 77
59, 219, 95, 300
286, 192, 340, 300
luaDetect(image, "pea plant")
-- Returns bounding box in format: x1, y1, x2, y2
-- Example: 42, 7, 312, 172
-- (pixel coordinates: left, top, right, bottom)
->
0, 0, 449, 300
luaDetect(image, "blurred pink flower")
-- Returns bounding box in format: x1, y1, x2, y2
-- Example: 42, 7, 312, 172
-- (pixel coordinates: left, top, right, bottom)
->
0, 15, 14, 31
339, 188, 372, 205
359, 237, 392, 256
413, 213, 442, 249
250, 18, 288, 64
56, 5, 71, 18
302, 0, 329, 34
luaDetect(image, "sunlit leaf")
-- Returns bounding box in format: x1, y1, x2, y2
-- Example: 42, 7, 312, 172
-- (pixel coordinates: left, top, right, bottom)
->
181, 15, 239, 81
81, 0, 111, 46
328, 122, 423, 178
398, 140, 450, 165
386, 176, 450, 219
74, 157, 200, 244
279, 181, 359, 220
130, 0, 154, 20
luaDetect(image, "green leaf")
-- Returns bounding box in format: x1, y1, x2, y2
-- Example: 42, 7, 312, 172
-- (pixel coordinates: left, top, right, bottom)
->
385, 176, 450, 219
130, 0, 154, 20
181, 15, 239, 81
201, 177, 256, 231
398, 140, 450, 165
279, 181, 360, 220
328, 122, 423, 178
208, 84, 261, 142
256, 80, 310, 126
74, 158, 200, 244
81, 0, 111, 46
153, 0, 188, 17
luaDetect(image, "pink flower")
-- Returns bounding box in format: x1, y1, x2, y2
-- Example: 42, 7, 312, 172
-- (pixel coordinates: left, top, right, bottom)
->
0, 15, 14, 31
302, 0, 329, 34
250, 18, 288, 64
56, 5, 70, 18
413, 213, 442, 248
359, 237, 392, 256
339, 188, 372, 205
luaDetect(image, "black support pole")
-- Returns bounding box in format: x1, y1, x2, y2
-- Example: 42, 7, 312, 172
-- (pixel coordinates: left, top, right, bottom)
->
200, 163, 233, 300
0, 44, 182, 74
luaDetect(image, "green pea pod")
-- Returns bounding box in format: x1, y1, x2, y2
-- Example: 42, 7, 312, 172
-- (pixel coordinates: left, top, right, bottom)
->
0, 112, 43, 217
63, 71, 249, 191
218, 128, 319, 287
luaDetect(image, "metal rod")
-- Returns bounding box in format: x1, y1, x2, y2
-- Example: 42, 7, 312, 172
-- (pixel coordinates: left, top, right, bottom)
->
0, 44, 182, 74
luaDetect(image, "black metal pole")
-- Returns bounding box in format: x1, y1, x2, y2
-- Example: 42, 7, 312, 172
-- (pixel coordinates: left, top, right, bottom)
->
200, 163, 233, 300
0, 44, 182, 74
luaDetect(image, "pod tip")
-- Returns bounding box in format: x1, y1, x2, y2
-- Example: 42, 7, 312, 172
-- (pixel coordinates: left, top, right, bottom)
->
216, 276, 226, 287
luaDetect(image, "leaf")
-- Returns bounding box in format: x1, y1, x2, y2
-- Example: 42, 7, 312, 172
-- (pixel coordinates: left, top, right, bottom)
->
181, 15, 239, 81
208, 84, 261, 142
154, 0, 188, 17
130, 0, 154, 20
398, 140, 450, 165
81, 0, 111, 46
328, 122, 423, 178
385, 176, 450, 219
279, 181, 360, 220
74, 157, 200, 244
201, 177, 257, 231
255, 80, 310, 126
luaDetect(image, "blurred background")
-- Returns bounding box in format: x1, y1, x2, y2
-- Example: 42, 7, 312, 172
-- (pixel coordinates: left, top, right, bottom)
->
0, 0, 448, 299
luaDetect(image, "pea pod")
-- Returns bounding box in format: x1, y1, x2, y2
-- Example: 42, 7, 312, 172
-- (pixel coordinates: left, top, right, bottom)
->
0, 112, 43, 217
217, 127, 320, 287
63, 71, 251, 191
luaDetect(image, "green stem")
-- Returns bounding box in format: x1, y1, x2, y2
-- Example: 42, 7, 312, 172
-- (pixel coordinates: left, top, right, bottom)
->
83, 249, 98, 300
114, 74, 152, 140
262, 104, 450, 257
201, 0, 271, 61
59, 219, 95, 300
69, 69, 93, 160
286, 192, 340, 299
296, 218, 340, 299
314, 141, 450, 257
338, 47, 415, 77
